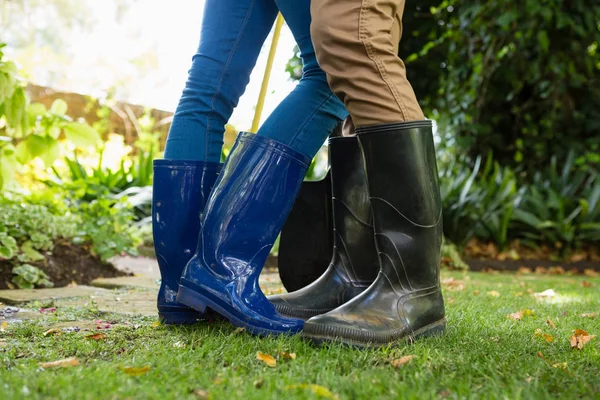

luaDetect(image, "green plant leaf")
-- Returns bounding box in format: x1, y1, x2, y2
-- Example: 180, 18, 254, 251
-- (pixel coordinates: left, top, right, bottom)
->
64, 122, 100, 148
50, 99, 68, 116
39, 136, 60, 167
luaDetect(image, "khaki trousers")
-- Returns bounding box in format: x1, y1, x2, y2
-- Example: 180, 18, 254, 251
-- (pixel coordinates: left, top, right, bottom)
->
310, 0, 424, 127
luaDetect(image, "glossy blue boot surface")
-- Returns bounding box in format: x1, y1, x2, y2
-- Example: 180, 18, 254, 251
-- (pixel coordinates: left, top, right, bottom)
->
177, 133, 308, 336
153, 159, 221, 324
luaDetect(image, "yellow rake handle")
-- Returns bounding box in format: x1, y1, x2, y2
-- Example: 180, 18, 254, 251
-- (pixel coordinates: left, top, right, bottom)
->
250, 13, 285, 133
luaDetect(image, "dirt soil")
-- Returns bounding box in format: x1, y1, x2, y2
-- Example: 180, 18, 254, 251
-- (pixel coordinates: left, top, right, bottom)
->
0, 244, 129, 290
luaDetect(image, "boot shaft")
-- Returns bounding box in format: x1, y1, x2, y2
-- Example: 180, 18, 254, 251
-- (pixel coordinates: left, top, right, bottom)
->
329, 136, 379, 283
197, 133, 311, 278
357, 121, 443, 290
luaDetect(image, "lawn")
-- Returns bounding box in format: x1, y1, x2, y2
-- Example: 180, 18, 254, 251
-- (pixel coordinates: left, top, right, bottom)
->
1, 270, 599, 400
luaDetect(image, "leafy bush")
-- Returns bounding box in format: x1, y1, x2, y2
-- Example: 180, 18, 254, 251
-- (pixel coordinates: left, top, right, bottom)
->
11, 264, 53, 289
423, 0, 599, 175
512, 152, 600, 253
0, 189, 142, 265
439, 153, 521, 248
0, 191, 78, 262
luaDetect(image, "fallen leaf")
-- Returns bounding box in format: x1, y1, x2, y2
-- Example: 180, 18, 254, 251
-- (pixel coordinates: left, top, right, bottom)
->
285, 384, 339, 400
86, 333, 106, 341
552, 362, 567, 370
517, 267, 532, 274
41, 358, 79, 368
473, 290, 480, 296
1, 321, 7, 331
279, 351, 296, 360
391, 355, 415, 368
535, 267, 548, 275
581, 313, 598, 318
537, 352, 544, 358
442, 278, 465, 291
570, 329, 595, 350
151, 321, 161, 328
487, 290, 501, 297
582, 281, 592, 288
508, 309, 534, 321
256, 352, 276, 367
546, 319, 556, 328
584, 269, 599, 277
43, 328, 61, 336
533, 289, 556, 298
543, 334, 554, 343
119, 365, 151, 376
192, 389, 209, 399
508, 311, 523, 321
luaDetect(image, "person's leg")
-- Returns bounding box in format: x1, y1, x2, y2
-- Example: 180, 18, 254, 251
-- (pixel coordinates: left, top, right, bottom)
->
176, 0, 349, 335
303, 0, 445, 346
155, 0, 278, 325
256, 0, 348, 159
310, 0, 424, 127
164, 0, 278, 161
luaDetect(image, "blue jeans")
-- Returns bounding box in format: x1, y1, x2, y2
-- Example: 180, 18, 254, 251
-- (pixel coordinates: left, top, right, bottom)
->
164, 0, 348, 162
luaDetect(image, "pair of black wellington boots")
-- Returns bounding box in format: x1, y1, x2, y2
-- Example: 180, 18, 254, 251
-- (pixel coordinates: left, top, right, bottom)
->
269, 121, 446, 347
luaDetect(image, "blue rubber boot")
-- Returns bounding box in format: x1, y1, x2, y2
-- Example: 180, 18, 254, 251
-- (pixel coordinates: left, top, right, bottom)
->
153, 160, 221, 324
177, 133, 308, 336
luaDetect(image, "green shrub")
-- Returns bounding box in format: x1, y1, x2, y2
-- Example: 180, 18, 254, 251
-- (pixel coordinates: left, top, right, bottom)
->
431, 0, 600, 176
511, 152, 600, 253
439, 153, 520, 248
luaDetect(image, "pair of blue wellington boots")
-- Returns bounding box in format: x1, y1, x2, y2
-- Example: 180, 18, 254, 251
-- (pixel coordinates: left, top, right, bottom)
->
152, 133, 307, 335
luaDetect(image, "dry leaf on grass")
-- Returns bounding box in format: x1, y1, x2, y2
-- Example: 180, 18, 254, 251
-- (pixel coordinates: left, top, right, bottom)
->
570, 329, 595, 350
473, 290, 480, 296
552, 362, 567, 370
534, 329, 554, 343
533, 289, 556, 298
581, 313, 598, 318
508, 309, 534, 321
256, 352, 276, 367
537, 352, 544, 358
285, 384, 339, 400
441, 278, 465, 291
41, 357, 79, 368
192, 389, 209, 399
391, 355, 415, 368
546, 319, 556, 328
1, 321, 7, 331
151, 321, 161, 328
487, 290, 501, 297
86, 333, 106, 341
582, 281, 592, 288
43, 328, 61, 336
584, 269, 600, 277
119, 365, 151, 376
279, 351, 296, 360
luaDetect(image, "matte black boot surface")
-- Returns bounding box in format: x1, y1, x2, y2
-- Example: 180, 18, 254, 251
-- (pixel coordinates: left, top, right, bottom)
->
269, 137, 379, 320
303, 121, 446, 347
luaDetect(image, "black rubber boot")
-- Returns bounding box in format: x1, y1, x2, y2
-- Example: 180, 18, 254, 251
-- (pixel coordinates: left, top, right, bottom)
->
302, 121, 446, 347
268, 136, 379, 320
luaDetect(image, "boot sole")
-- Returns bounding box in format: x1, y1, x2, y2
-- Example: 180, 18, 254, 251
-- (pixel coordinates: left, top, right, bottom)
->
302, 318, 446, 349
273, 303, 333, 321
158, 309, 203, 325
177, 280, 302, 337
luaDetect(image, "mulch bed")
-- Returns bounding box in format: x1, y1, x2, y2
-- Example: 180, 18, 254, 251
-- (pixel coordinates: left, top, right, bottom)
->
0, 244, 129, 290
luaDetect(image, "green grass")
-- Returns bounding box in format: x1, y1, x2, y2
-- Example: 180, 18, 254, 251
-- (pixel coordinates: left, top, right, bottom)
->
1, 271, 599, 399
